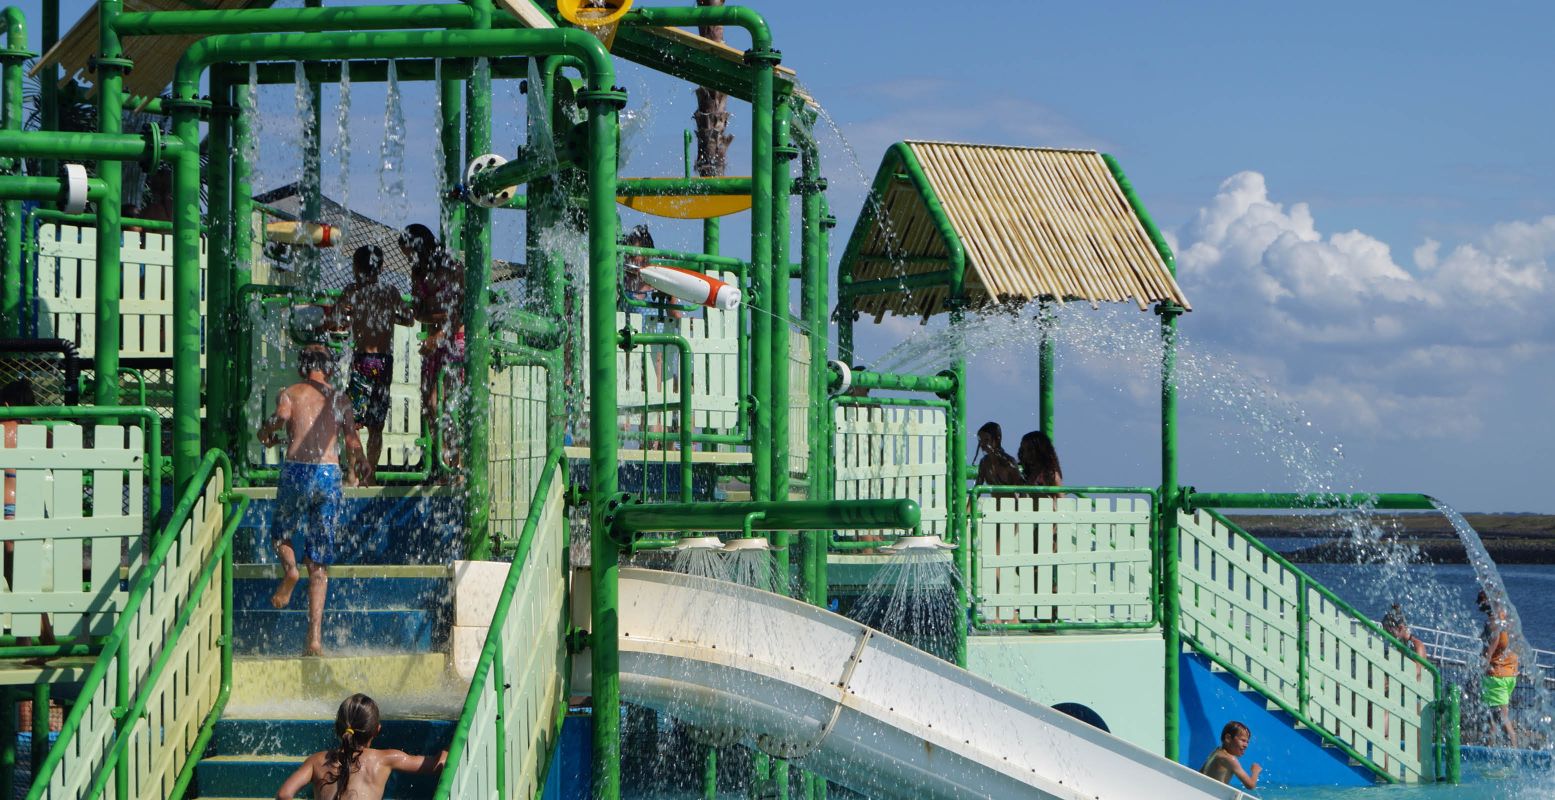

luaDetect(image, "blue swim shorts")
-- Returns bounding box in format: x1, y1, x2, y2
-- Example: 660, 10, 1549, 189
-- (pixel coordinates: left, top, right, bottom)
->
274, 462, 342, 566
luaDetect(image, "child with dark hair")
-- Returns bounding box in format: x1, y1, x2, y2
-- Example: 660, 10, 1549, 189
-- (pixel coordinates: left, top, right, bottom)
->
401, 224, 466, 472
1200, 720, 1260, 789
1017, 430, 1063, 496
258, 346, 368, 655
621, 224, 684, 448
276, 693, 446, 800
973, 421, 1024, 487
334, 244, 413, 481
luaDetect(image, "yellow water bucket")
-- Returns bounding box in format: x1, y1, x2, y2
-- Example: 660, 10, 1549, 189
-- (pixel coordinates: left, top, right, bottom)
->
556, 0, 633, 51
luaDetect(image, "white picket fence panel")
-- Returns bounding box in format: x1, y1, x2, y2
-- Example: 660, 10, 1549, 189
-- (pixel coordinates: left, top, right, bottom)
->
831, 404, 947, 537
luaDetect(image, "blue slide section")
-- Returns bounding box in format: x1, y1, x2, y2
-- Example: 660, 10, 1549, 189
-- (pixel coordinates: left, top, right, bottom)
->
1178, 652, 1373, 787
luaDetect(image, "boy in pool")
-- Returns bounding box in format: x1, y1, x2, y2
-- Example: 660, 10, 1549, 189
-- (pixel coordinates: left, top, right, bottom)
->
332, 244, 413, 482
259, 346, 369, 656
1479, 590, 1520, 748
276, 693, 446, 800
1200, 720, 1261, 789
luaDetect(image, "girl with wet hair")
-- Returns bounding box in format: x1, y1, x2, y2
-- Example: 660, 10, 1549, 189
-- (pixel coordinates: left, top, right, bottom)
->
973, 421, 1023, 487
276, 693, 446, 800
1017, 430, 1063, 495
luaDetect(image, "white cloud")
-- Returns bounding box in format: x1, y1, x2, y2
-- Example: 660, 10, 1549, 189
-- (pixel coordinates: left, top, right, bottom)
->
1174, 171, 1555, 439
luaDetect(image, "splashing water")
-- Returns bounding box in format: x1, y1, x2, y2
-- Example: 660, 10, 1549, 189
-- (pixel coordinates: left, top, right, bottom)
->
725, 548, 776, 594
669, 546, 730, 582
847, 550, 962, 663
379, 60, 408, 226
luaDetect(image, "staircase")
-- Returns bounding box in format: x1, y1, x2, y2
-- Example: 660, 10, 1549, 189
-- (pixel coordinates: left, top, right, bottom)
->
190, 489, 465, 799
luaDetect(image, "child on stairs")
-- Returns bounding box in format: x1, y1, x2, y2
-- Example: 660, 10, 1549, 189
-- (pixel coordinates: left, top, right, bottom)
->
276, 693, 447, 800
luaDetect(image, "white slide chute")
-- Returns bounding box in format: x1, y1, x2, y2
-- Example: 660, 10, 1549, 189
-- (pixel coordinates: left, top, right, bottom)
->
574, 568, 1248, 800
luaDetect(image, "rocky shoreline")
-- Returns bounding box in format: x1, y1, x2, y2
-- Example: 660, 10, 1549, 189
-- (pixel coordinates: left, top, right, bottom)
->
1228, 513, 1555, 565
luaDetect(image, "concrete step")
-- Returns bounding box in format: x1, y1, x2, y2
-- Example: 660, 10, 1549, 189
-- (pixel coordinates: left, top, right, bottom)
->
230, 488, 464, 566
232, 608, 437, 656
230, 565, 450, 612
228, 653, 464, 720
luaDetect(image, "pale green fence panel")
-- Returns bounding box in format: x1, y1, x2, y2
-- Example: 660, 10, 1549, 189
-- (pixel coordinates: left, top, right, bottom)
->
445, 465, 568, 798
35, 223, 208, 361
831, 405, 947, 537
34, 466, 227, 800
974, 496, 1152, 625
488, 356, 549, 546
243, 292, 427, 472
0, 423, 145, 640
580, 271, 743, 436
1176, 510, 1438, 782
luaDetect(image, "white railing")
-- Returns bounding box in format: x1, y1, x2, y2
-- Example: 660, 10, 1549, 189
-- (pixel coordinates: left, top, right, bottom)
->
488, 352, 551, 547
1413, 625, 1555, 680
437, 464, 569, 799
34, 222, 208, 361
971, 494, 1155, 627
1178, 509, 1444, 782
831, 403, 948, 538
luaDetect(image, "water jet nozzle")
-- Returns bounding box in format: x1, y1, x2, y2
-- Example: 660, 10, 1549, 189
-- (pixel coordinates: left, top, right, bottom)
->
882, 535, 956, 553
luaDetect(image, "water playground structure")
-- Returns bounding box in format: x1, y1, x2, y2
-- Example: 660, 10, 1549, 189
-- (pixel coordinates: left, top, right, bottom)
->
0, 1, 1489, 797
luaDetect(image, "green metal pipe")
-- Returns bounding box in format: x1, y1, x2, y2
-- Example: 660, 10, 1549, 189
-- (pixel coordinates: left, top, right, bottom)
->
799, 121, 828, 608
828, 365, 954, 395
114, 4, 475, 36
0, 175, 107, 202
40, 0, 58, 188
622, 331, 694, 501
609, 498, 920, 542
463, 3, 496, 560
467, 139, 582, 199
1184, 491, 1437, 511
580, 78, 627, 800
0, 7, 26, 338
1159, 303, 1181, 761
620, 244, 747, 273
29, 208, 175, 231
0, 687, 11, 800
831, 394, 950, 410
1038, 303, 1055, 438
238, 57, 531, 85
835, 269, 954, 300
703, 746, 717, 799
0, 129, 188, 162
771, 101, 795, 589
622, 5, 772, 51
616, 175, 752, 196
748, 45, 780, 510
93, 0, 126, 409
205, 75, 233, 460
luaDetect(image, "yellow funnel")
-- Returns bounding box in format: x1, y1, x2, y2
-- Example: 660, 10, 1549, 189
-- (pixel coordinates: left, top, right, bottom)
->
557, 0, 633, 50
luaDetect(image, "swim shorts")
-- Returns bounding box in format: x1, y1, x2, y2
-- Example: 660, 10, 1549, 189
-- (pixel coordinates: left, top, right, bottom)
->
1482, 674, 1517, 708
273, 462, 342, 567
349, 352, 394, 429
421, 330, 466, 392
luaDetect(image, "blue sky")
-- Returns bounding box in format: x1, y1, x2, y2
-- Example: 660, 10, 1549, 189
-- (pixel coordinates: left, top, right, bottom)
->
24, 1, 1555, 511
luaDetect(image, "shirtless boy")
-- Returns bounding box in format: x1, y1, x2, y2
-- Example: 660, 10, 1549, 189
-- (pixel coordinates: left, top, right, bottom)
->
259, 346, 368, 656
1200, 720, 1261, 789
333, 244, 413, 481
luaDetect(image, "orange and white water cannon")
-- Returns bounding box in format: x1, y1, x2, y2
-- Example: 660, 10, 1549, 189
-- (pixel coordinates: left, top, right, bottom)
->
635, 264, 742, 311
265, 221, 340, 247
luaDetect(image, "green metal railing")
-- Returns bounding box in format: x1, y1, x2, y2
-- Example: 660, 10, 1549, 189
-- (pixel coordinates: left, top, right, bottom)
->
1177, 507, 1458, 783
969, 486, 1158, 632
26, 449, 246, 799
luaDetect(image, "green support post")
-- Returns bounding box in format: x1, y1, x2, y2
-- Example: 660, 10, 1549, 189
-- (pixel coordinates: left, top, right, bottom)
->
0, 689, 11, 800
1159, 299, 1182, 761
94, 0, 127, 407
748, 45, 779, 507
798, 118, 828, 609
205, 75, 233, 453
1038, 302, 1055, 439
771, 101, 795, 589
231, 73, 256, 449
0, 8, 27, 337
462, 0, 495, 559
29, 683, 46, 785
40, 0, 58, 196
581, 79, 627, 800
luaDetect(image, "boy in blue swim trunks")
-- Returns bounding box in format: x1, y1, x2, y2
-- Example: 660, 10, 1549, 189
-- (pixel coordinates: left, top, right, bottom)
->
259, 347, 369, 656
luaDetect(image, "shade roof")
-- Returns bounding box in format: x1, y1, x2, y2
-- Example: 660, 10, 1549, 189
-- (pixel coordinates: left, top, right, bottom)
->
843, 141, 1190, 319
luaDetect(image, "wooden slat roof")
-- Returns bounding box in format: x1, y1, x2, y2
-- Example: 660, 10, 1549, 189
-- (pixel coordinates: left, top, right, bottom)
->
847, 141, 1190, 319
32, 0, 272, 101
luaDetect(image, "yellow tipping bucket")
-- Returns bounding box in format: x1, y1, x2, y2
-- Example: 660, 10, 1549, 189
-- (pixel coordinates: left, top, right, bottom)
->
556, 0, 633, 51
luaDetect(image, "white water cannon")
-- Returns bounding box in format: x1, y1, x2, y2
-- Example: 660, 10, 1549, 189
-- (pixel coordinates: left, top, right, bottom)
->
635, 264, 742, 311
265, 220, 340, 247
61, 163, 89, 214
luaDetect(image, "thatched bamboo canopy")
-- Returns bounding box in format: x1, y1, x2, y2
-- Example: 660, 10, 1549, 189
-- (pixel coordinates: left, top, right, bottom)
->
841, 141, 1190, 319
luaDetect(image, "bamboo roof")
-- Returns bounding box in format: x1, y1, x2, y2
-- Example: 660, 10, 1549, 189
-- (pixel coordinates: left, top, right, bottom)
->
844, 141, 1190, 319
32, 0, 272, 101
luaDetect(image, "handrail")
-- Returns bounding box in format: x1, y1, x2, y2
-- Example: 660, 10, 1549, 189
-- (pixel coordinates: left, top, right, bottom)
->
434, 447, 567, 799
1187, 508, 1456, 782
26, 449, 241, 799
968, 485, 1158, 632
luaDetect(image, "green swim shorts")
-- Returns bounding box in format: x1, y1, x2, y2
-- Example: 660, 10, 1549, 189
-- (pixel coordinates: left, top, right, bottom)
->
1482, 674, 1517, 708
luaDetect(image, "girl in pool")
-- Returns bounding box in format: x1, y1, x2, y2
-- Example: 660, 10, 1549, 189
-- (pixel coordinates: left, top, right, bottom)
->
276, 693, 446, 800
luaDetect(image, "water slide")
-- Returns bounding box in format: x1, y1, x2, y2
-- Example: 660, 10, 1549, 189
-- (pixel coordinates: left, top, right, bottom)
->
573, 568, 1250, 800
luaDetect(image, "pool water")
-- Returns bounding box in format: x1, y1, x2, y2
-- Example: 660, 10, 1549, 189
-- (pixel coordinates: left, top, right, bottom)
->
1262, 758, 1555, 799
